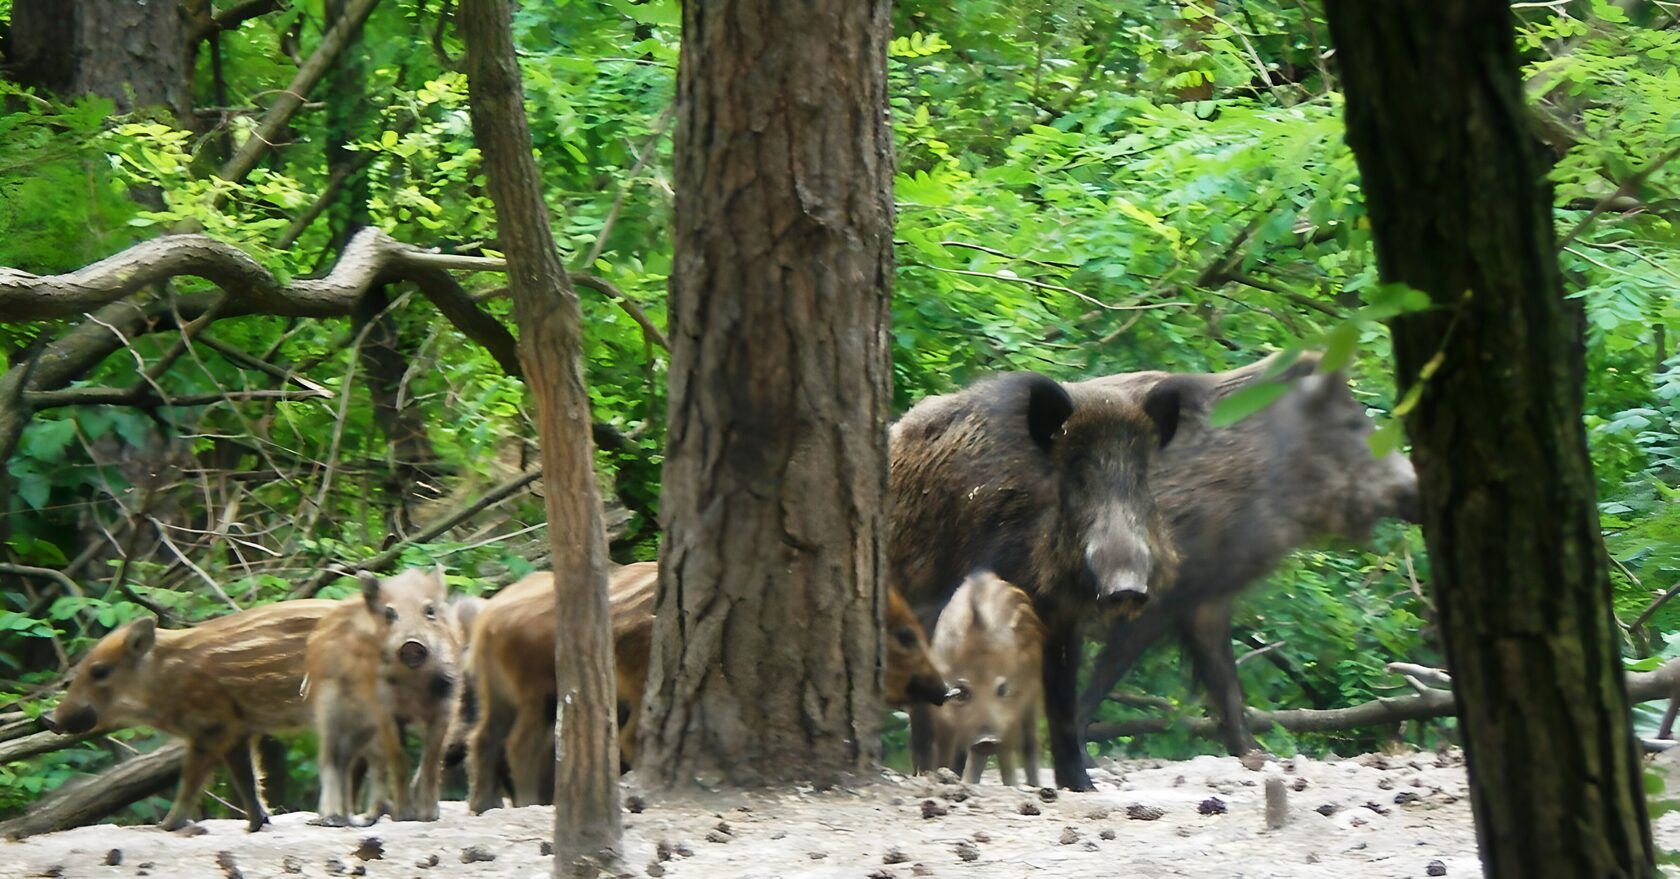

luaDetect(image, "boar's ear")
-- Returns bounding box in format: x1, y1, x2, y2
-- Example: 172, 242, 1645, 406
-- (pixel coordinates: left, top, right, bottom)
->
359, 573, 384, 612
1141, 379, 1186, 449
1023, 374, 1074, 451
125, 618, 157, 658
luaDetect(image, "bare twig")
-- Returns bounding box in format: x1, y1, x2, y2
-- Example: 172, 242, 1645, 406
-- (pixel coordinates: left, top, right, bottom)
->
582, 105, 675, 269
1557, 143, 1680, 250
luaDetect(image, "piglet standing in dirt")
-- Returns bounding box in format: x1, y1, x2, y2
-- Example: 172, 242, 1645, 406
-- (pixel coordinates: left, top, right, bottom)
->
1073, 351, 1421, 756
930, 571, 1045, 786
46, 598, 344, 831
304, 567, 464, 825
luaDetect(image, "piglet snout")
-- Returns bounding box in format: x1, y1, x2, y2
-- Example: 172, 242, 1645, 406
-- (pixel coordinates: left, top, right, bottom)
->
398, 639, 429, 669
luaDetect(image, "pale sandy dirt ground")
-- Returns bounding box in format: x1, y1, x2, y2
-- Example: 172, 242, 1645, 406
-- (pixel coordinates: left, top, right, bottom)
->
6, 749, 1674, 879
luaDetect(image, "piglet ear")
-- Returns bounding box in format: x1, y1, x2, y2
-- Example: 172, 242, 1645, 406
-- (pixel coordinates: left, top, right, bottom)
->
1142, 379, 1185, 449
1023, 374, 1075, 451
360, 573, 383, 612
125, 618, 157, 657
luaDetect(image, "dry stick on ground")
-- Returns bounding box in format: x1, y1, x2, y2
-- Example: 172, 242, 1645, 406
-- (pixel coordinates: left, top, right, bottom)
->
1086, 658, 1680, 743
0, 744, 184, 840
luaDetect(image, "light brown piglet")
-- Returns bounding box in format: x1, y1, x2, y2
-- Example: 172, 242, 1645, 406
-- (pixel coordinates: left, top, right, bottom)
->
49, 599, 343, 831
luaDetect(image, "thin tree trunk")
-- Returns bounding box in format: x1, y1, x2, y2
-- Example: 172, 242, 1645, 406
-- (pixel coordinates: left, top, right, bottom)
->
638, 0, 895, 788
457, 0, 621, 871
1323, 2, 1656, 876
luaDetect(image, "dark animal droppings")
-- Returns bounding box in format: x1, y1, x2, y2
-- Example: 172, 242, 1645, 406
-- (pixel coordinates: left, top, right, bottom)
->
216, 852, 243, 879
1126, 804, 1164, 821
1037, 787, 1058, 803
539, 841, 553, 856
883, 849, 911, 864
1197, 797, 1228, 815
1427, 860, 1447, 876
1292, 777, 1309, 792
103, 850, 122, 867
626, 795, 647, 813
1017, 801, 1041, 816
1058, 827, 1079, 845
1100, 828, 1117, 840
1315, 804, 1338, 816
954, 841, 981, 862
459, 846, 496, 864
920, 799, 949, 819
353, 837, 383, 861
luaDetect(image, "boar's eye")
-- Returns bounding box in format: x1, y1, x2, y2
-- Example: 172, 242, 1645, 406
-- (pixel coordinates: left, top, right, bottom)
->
995, 679, 1009, 698
892, 627, 918, 649
384, 606, 399, 624
952, 681, 973, 704
88, 663, 112, 682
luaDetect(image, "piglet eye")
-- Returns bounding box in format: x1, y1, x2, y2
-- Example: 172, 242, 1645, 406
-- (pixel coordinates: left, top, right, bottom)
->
89, 664, 112, 682
953, 682, 973, 704
893, 627, 917, 649
995, 680, 1009, 698
384, 607, 398, 623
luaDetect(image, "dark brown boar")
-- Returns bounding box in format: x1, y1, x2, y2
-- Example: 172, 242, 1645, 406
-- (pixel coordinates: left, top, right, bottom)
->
47, 599, 344, 831
1072, 351, 1420, 755
930, 572, 1045, 786
889, 371, 1187, 791
305, 568, 463, 825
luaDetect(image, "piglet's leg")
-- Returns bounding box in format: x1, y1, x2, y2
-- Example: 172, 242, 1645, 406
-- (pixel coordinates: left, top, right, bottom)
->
407, 714, 449, 822
1020, 710, 1042, 788
222, 738, 270, 832
160, 742, 220, 831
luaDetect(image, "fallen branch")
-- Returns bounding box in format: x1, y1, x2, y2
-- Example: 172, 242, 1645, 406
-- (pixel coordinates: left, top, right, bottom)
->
1087, 658, 1680, 743
0, 744, 183, 840
0, 728, 100, 764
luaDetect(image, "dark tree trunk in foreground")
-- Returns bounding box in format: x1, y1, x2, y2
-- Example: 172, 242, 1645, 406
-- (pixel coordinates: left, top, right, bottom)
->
1325, 3, 1655, 876
9, 0, 189, 118
639, 0, 895, 787
459, 0, 621, 869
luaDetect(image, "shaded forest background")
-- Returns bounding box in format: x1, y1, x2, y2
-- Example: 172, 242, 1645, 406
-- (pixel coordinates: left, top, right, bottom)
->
0, 0, 1677, 824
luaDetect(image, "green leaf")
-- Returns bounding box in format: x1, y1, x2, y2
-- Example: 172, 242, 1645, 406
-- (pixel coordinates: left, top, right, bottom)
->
1367, 418, 1406, 458
1210, 381, 1290, 428
1319, 322, 1359, 373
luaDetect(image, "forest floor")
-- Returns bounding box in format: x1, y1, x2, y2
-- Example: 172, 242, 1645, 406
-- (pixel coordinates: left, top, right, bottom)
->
7, 748, 1678, 879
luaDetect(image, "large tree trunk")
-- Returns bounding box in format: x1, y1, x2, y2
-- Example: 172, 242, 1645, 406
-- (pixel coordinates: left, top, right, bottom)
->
1324, 2, 1655, 876
637, 0, 896, 788
457, 0, 621, 870
8, 0, 189, 118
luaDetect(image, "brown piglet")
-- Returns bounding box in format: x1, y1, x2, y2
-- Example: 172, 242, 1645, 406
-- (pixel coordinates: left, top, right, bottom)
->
47, 599, 344, 831
304, 568, 464, 825
930, 571, 1045, 786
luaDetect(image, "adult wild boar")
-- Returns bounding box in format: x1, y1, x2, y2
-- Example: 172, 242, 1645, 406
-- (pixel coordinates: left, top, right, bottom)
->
1073, 351, 1419, 755
47, 598, 344, 831
305, 568, 464, 825
890, 371, 1187, 790
930, 571, 1045, 786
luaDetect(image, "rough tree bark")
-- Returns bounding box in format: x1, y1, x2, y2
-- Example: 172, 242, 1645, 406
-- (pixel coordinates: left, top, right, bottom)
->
9, 0, 189, 118
1324, 2, 1656, 876
638, 0, 895, 787
458, 0, 622, 870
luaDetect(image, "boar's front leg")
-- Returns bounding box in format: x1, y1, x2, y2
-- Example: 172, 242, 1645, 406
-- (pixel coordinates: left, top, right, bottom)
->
1180, 597, 1261, 756
1041, 615, 1094, 791
1077, 604, 1175, 737
160, 741, 221, 831
222, 738, 271, 832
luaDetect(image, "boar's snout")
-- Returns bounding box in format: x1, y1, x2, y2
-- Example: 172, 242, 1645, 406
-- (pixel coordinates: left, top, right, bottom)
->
52, 704, 98, 735
1388, 455, 1422, 524
969, 734, 1001, 757
907, 674, 953, 706
397, 639, 430, 669
1086, 527, 1153, 612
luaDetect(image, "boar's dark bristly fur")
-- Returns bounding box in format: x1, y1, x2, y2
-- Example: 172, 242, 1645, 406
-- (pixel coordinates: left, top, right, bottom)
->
890, 371, 1188, 791
1073, 351, 1420, 756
